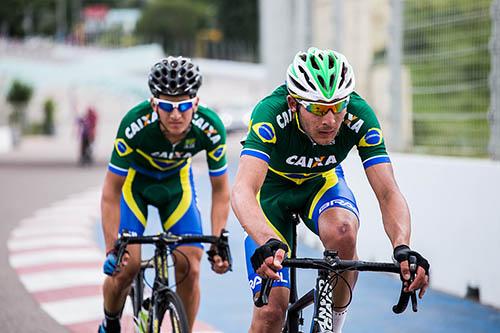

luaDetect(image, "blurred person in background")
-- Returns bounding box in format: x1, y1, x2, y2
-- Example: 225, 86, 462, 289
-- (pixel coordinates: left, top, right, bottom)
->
77, 106, 98, 165
231, 47, 430, 333
98, 56, 231, 333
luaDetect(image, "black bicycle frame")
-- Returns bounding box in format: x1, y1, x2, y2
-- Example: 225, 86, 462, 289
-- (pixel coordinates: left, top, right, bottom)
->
284, 257, 339, 333
284, 213, 333, 333
284, 213, 301, 332
256, 214, 415, 333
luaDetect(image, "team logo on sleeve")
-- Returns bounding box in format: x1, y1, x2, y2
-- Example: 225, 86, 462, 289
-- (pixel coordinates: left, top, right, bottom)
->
114, 138, 133, 157
358, 128, 383, 147
208, 144, 227, 161
252, 122, 276, 143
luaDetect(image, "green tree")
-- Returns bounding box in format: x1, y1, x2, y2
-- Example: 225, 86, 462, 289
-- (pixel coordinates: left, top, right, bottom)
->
42, 98, 56, 135
135, 0, 211, 55
214, 0, 258, 47
6, 79, 33, 140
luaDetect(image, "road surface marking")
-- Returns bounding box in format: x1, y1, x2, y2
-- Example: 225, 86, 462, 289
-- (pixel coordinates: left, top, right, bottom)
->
8, 187, 221, 332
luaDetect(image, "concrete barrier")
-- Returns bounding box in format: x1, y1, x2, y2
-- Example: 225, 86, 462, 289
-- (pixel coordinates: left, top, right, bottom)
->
300, 152, 500, 308
0, 126, 13, 153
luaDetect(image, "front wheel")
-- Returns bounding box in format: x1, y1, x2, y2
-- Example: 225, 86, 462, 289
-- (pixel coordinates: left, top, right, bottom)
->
149, 290, 189, 333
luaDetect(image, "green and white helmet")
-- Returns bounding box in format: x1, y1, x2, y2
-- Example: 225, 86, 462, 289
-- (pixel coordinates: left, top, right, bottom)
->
286, 47, 355, 102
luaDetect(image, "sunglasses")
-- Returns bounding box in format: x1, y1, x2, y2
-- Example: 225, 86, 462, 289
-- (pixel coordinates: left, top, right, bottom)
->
154, 97, 197, 113
296, 97, 349, 116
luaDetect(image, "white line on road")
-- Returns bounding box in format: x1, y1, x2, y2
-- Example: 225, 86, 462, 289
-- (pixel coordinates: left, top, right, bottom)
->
41, 295, 132, 325
20, 268, 104, 292
8, 235, 93, 250
9, 248, 102, 268
11, 225, 92, 238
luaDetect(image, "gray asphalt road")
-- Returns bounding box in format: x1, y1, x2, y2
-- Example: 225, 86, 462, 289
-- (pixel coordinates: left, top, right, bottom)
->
0, 163, 106, 333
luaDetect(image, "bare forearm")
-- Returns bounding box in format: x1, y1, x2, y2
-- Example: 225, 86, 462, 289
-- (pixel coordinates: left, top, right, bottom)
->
211, 188, 230, 235
101, 193, 121, 252
231, 187, 279, 245
380, 190, 411, 248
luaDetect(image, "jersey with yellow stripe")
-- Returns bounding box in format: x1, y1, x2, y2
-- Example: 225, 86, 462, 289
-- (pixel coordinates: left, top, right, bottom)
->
241, 84, 390, 183
109, 100, 227, 178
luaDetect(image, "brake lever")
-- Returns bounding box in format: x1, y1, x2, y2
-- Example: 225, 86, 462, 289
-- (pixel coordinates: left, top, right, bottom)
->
409, 256, 418, 312
254, 278, 273, 307
392, 255, 418, 314
113, 233, 130, 274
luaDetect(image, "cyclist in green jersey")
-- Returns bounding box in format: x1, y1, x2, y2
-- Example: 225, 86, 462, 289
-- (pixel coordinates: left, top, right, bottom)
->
232, 48, 430, 333
98, 56, 231, 333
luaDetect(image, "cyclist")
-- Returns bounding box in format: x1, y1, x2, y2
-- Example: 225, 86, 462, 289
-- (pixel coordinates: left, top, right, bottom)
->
231, 47, 430, 333
98, 56, 231, 333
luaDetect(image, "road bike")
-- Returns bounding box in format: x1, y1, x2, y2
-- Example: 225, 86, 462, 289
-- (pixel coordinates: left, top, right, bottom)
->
254, 213, 418, 333
114, 229, 232, 333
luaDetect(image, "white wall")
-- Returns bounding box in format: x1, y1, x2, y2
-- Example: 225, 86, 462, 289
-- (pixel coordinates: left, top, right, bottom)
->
0, 126, 13, 153
301, 152, 500, 308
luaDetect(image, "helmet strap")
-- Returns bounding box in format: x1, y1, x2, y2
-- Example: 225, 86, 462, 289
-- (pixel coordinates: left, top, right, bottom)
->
294, 109, 335, 146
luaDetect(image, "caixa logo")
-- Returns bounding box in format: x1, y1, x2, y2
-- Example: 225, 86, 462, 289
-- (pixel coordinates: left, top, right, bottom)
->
249, 272, 289, 290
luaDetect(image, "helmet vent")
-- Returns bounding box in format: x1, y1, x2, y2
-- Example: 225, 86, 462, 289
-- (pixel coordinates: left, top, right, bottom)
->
338, 64, 347, 87
310, 56, 320, 70
317, 75, 326, 89
328, 55, 335, 68
171, 60, 178, 68
170, 70, 177, 78
290, 76, 306, 92
299, 66, 316, 90
329, 74, 335, 90
346, 78, 353, 88
318, 53, 324, 61
299, 53, 307, 62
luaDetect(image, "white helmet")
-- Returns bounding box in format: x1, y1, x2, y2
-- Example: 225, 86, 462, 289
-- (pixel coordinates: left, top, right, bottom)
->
286, 47, 355, 102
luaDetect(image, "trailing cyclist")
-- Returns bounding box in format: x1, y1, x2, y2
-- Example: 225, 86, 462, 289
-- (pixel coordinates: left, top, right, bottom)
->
231, 47, 430, 333
99, 56, 231, 333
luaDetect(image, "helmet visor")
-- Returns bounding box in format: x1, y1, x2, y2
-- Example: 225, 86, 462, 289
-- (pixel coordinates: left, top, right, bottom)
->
297, 97, 349, 116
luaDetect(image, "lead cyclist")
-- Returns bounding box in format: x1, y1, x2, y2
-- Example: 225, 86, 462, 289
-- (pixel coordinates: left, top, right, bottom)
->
231, 47, 430, 333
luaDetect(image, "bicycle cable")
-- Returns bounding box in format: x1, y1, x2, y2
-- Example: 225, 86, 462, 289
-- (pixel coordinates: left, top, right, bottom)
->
142, 257, 155, 291
317, 271, 354, 310
169, 247, 191, 289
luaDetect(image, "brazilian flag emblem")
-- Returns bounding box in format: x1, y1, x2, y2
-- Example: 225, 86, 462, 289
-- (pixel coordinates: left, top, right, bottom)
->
358, 128, 383, 147
208, 144, 226, 161
115, 138, 133, 157
252, 122, 276, 143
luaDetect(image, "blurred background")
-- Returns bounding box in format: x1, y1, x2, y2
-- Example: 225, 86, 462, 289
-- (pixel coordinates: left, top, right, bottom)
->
1, 0, 499, 332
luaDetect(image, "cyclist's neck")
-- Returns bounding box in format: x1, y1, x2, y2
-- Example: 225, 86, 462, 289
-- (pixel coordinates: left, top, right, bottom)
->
163, 130, 189, 145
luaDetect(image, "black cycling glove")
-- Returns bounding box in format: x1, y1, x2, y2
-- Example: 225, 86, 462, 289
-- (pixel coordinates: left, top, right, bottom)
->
251, 238, 289, 271
206, 244, 220, 265
393, 244, 430, 275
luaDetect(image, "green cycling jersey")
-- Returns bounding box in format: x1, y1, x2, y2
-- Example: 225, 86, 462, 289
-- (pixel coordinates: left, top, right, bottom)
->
108, 100, 227, 178
241, 84, 390, 183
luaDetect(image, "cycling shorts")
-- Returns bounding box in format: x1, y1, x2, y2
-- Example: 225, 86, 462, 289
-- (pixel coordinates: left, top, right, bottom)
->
119, 160, 203, 249
245, 165, 359, 294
